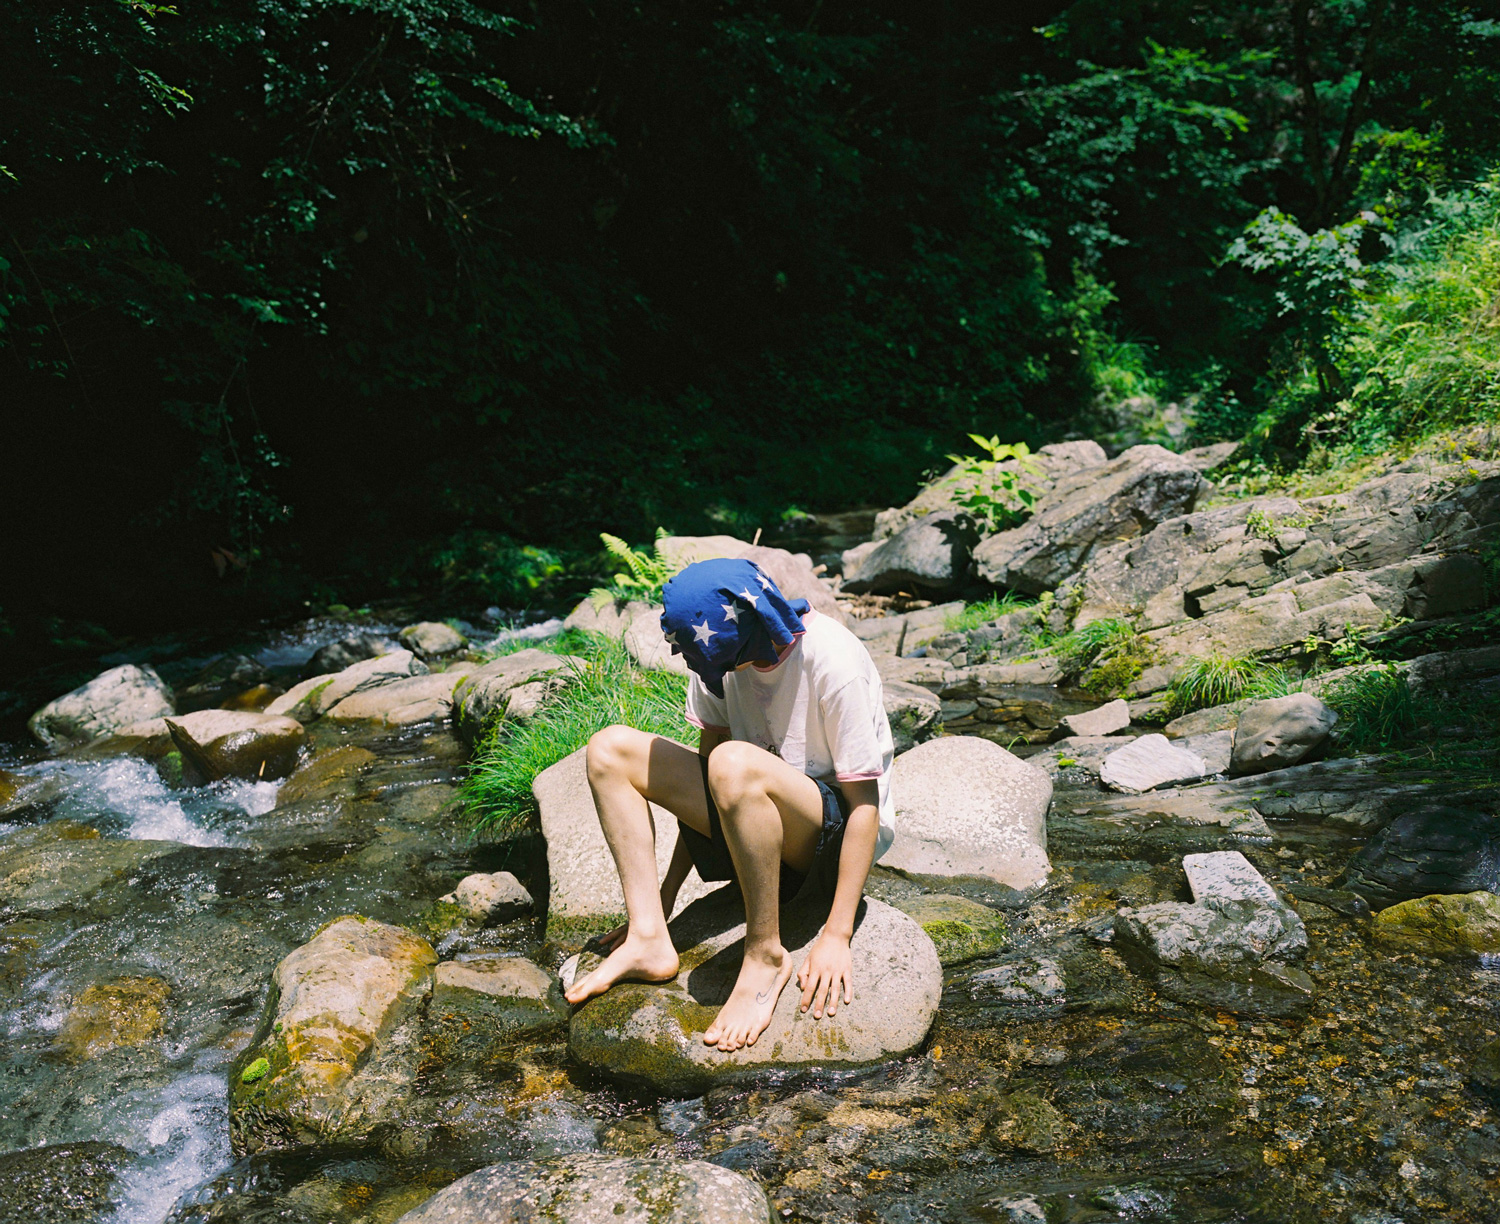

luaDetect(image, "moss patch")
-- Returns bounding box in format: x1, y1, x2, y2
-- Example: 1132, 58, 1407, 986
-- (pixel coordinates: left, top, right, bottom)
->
892, 894, 1007, 965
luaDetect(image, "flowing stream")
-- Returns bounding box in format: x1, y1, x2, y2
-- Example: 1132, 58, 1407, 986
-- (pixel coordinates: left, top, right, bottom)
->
1, 616, 1498, 1222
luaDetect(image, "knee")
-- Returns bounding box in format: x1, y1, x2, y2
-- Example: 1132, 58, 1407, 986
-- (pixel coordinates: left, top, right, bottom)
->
586, 724, 642, 782
705, 740, 767, 812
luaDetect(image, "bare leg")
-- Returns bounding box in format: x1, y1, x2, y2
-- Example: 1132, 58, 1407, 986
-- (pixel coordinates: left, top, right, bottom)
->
564, 727, 711, 1004
700, 741, 824, 1052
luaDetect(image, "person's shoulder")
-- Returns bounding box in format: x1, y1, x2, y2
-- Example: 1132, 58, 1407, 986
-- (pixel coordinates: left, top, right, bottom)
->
801, 612, 878, 677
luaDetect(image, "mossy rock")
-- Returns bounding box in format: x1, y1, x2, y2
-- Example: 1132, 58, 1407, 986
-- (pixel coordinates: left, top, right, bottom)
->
891, 893, 1007, 965
567, 891, 941, 1095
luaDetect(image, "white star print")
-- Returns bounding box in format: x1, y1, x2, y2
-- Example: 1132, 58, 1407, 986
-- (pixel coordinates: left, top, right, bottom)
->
756, 573, 772, 590
738, 588, 760, 608
720, 603, 739, 622
692, 621, 718, 644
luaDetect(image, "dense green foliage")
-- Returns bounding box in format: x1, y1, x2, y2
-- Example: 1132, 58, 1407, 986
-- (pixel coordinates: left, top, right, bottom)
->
6, 1, 1500, 665
463, 632, 691, 836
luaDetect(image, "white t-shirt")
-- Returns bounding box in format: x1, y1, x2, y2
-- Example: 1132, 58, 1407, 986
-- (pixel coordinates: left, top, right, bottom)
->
683, 611, 896, 861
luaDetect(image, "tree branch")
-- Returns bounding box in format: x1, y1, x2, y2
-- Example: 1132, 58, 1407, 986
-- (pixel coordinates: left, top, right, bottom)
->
1325, 0, 1394, 224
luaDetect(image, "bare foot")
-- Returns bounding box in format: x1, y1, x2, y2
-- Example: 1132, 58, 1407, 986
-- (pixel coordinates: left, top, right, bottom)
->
702, 944, 794, 1052
564, 930, 679, 1005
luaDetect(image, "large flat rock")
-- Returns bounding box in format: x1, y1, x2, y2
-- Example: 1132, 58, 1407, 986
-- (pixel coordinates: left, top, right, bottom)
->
567, 892, 940, 1094
534, 747, 720, 938
883, 736, 1051, 890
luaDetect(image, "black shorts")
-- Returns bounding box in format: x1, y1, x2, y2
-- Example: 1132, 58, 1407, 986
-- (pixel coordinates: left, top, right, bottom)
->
676, 755, 850, 906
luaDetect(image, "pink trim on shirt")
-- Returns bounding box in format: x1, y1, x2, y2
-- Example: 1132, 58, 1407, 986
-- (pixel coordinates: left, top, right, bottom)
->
684, 712, 730, 733
835, 770, 884, 781
750, 617, 812, 673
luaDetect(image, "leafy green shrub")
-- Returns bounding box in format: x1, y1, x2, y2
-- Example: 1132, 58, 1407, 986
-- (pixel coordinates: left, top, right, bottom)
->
591, 529, 680, 605
463, 633, 691, 837
944, 436, 1045, 532
1162, 654, 1295, 719
1321, 665, 1417, 754
945, 592, 1037, 634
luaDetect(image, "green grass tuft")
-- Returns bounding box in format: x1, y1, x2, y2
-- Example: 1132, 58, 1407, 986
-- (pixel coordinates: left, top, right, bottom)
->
463, 633, 692, 837
1162, 654, 1295, 719
945, 592, 1036, 634
478, 626, 596, 661
1321, 665, 1417, 754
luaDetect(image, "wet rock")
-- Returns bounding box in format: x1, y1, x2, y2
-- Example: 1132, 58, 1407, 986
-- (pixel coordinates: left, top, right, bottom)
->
973, 445, 1210, 594
304, 633, 399, 677
883, 681, 942, 754
1339, 807, 1500, 908
968, 954, 1066, 1008
56, 975, 170, 1060
324, 667, 472, 726
0, 1141, 134, 1222
891, 893, 1007, 964
267, 650, 430, 723
534, 747, 720, 937
0, 824, 176, 916
1230, 693, 1337, 775
1471, 1037, 1500, 1101
1114, 851, 1312, 1019
452, 648, 580, 742
176, 654, 273, 711
430, 956, 566, 1037
884, 737, 1051, 890
1371, 891, 1500, 955
986, 1091, 1070, 1155
567, 892, 940, 1094
393, 1154, 773, 1224
275, 745, 377, 804
1099, 734, 1206, 794
440, 871, 533, 923
28, 664, 175, 749
1057, 698, 1130, 739
229, 915, 437, 1153
840, 510, 980, 596
399, 620, 468, 659
125, 710, 305, 783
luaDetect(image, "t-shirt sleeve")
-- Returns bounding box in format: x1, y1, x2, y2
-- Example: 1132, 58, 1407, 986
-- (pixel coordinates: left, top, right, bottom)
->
821, 676, 886, 782
684, 673, 731, 733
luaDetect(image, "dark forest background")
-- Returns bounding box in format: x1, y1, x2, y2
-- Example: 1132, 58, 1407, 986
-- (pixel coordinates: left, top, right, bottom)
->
6, 0, 1500, 670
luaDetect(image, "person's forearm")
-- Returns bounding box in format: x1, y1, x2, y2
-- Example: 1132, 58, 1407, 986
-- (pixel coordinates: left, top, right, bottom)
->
824, 804, 878, 941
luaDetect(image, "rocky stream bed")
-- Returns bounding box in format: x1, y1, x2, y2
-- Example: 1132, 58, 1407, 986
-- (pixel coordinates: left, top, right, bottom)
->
4, 440, 1500, 1222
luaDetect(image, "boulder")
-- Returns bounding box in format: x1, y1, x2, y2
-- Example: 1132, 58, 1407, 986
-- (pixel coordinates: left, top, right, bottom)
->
840, 510, 980, 596
883, 681, 942, 754
562, 598, 650, 638
883, 737, 1051, 890
852, 615, 906, 656
1180, 729, 1234, 776
1371, 891, 1500, 956
891, 893, 1007, 964
1114, 851, 1312, 1019
393, 1154, 773, 1224
266, 650, 430, 723
452, 649, 580, 741
176, 653, 273, 711
623, 604, 688, 675
324, 667, 473, 726
229, 915, 437, 1152
431, 956, 566, 1036
114, 709, 306, 783
1230, 694, 1337, 775
973, 446, 1211, 595
276, 745, 378, 804
1099, 734, 1207, 794
567, 891, 940, 1094
28, 664, 175, 749
533, 747, 720, 938
305, 633, 400, 677
56, 976, 170, 1060
439, 871, 534, 923
1056, 698, 1131, 739
1338, 807, 1500, 909
655, 536, 845, 624
0, 1142, 135, 1224
399, 621, 468, 659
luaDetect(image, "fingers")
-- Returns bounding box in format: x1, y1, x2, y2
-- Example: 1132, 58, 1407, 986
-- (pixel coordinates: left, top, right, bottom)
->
799, 963, 818, 1012
843, 971, 854, 1006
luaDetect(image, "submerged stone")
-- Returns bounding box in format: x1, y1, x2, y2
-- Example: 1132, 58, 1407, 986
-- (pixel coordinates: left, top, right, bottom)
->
393, 1154, 773, 1224
56, 975, 170, 1060
0, 1141, 134, 1222
891, 893, 1007, 964
567, 891, 941, 1095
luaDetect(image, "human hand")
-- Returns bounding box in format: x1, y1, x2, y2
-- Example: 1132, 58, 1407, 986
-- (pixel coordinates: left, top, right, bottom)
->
796, 932, 853, 1019
586, 922, 629, 956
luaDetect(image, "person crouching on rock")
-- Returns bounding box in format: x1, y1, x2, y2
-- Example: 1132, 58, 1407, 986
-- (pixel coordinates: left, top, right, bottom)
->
562, 557, 896, 1053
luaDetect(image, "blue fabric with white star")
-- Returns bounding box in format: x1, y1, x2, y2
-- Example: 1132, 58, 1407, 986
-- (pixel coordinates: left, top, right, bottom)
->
659, 558, 809, 698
